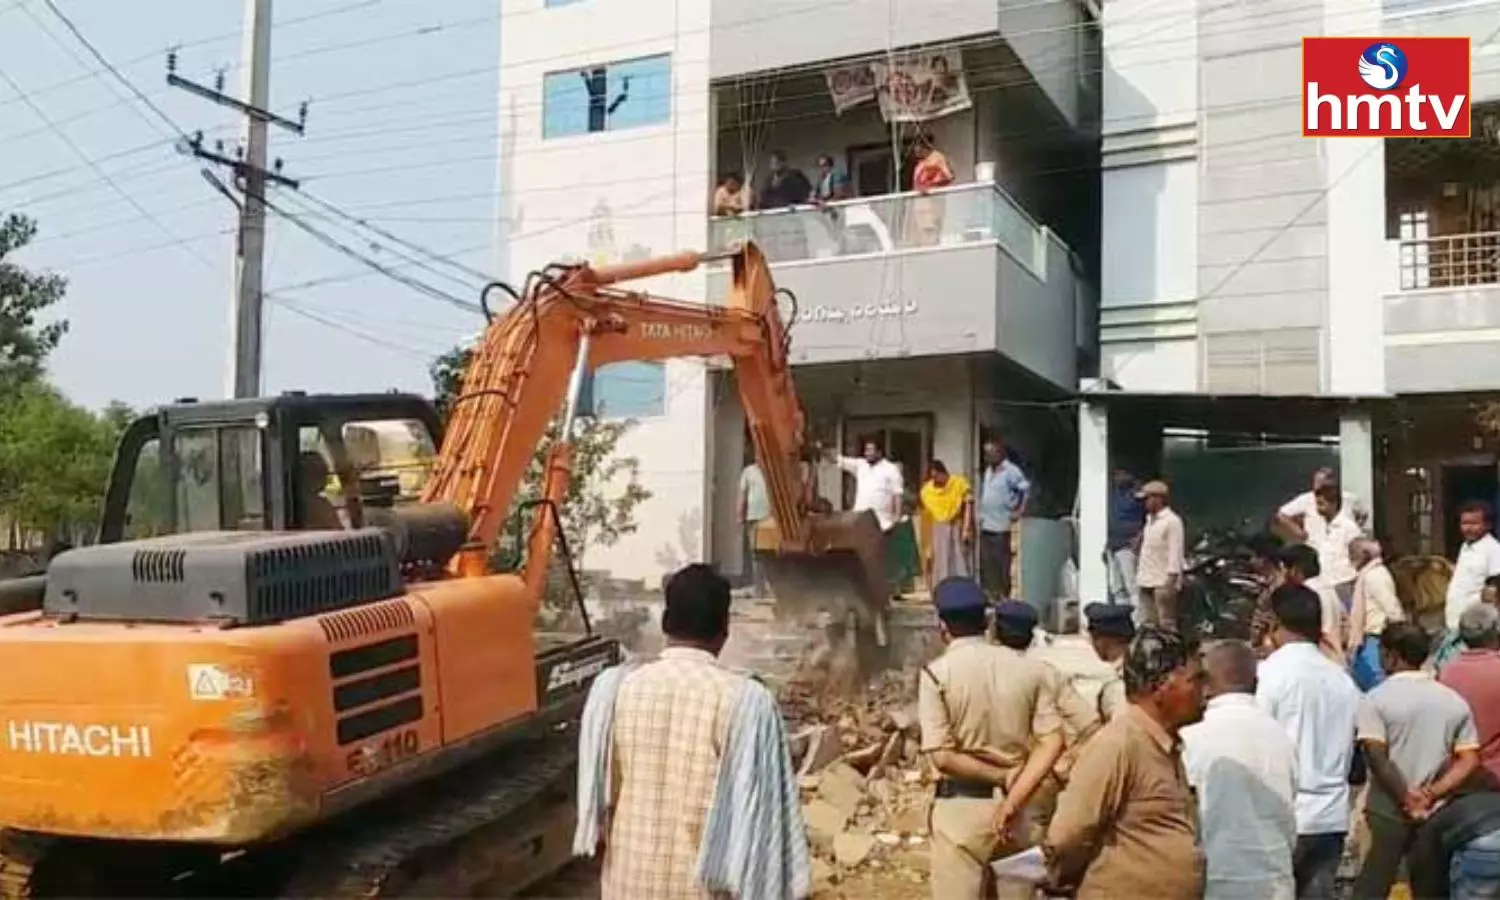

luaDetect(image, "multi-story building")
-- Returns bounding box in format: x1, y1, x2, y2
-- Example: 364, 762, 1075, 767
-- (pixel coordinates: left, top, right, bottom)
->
499, 0, 1101, 589
1079, 0, 1500, 602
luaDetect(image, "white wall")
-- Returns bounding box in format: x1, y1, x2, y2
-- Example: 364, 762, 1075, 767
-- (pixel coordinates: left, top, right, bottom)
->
1098, 0, 1199, 391
499, 0, 713, 585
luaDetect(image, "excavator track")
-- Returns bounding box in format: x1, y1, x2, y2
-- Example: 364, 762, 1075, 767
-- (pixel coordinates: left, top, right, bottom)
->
0, 832, 42, 900
273, 725, 581, 898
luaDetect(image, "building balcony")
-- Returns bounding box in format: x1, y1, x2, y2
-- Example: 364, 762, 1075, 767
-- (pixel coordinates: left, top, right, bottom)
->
704, 182, 1085, 389
1384, 231, 1500, 392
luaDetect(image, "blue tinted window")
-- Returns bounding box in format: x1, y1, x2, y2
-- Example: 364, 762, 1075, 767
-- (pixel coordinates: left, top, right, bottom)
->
542, 53, 671, 140
586, 362, 665, 418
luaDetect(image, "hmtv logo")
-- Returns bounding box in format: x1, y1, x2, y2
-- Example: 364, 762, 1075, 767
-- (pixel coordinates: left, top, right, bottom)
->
1303, 37, 1471, 137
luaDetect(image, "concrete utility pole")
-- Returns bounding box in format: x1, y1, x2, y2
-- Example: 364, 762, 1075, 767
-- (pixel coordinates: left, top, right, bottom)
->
167, 0, 307, 398
232, 0, 272, 400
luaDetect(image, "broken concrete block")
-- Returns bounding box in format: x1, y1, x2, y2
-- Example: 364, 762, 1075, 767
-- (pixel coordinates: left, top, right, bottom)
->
841, 741, 884, 773
810, 857, 836, 888
833, 831, 877, 868
802, 799, 848, 851
888, 704, 919, 735
788, 726, 815, 765
891, 802, 930, 836
817, 761, 866, 819
798, 725, 843, 777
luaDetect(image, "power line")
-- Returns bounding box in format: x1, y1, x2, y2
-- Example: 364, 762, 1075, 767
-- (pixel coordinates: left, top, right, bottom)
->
287, 188, 494, 284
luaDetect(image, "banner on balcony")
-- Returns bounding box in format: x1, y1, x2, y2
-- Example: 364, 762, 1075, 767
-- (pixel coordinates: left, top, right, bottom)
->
871, 50, 971, 123
824, 64, 877, 115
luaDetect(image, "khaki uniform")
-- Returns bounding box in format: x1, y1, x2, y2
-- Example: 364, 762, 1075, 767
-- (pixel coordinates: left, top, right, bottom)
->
1097, 661, 1127, 722
1027, 663, 1102, 847
918, 636, 1063, 899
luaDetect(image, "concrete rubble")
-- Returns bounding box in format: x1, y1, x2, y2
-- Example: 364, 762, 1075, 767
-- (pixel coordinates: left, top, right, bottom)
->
780, 669, 933, 894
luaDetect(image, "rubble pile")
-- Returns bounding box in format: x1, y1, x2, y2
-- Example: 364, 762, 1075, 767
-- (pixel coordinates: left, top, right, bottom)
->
780, 670, 932, 895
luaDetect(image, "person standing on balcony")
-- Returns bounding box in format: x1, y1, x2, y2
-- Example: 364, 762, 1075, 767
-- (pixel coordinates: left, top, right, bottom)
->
812, 154, 852, 204
978, 439, 1029, 601
910, 133, 954, 246
756, 150, 811, 210
711, 171, 747, 217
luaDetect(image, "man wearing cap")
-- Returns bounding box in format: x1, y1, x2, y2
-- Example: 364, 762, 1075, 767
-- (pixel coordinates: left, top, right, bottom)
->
997, 600, 1103, 852
918, 578, 1066, 899
1085, 602, 1135, 722
1134, 480, 1185, 631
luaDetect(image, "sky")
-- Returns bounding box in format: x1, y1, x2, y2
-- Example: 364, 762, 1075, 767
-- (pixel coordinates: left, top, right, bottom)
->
0, 0, 506, 410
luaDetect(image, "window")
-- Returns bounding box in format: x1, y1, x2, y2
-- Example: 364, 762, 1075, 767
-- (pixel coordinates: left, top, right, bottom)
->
588, 362, 666, 418
220, 427, 266, 530
122, 437, 170, 539
542, 53, 671, 139
174, 429, 221, 533
173, 427, 266, 533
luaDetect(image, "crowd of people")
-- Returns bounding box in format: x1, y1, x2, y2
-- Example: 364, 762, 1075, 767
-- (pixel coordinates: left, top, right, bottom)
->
572, 461, 1500, 900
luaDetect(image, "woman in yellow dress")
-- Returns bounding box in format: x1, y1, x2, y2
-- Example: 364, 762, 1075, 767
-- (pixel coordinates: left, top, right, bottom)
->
919, 459, 973, 583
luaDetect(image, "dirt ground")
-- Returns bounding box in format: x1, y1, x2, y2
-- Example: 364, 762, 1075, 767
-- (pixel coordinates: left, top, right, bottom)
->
524, 858, 930, 899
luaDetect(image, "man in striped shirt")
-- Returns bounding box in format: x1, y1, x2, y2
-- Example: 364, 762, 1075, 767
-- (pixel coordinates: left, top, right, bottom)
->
577, 564, 809, 899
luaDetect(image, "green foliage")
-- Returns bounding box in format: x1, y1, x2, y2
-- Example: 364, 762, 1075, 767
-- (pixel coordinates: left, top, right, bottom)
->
0, 384, 122, 542
0, 213, 68, 394
429, 343, 652, 569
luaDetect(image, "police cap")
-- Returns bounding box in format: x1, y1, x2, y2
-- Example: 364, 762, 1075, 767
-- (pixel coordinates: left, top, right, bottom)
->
994, 600, 1038, 632
933, 577, 989, 616
1084, 602, 1136, 639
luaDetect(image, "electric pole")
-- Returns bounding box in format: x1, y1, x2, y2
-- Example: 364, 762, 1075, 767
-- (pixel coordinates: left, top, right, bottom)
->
167, 0, 307, 399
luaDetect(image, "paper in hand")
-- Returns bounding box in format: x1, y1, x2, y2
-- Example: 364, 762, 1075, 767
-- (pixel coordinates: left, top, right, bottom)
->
989, 845, 1047, 884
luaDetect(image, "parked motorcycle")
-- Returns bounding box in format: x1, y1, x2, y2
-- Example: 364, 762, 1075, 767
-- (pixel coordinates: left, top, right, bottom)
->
1177, 528, 1273, 640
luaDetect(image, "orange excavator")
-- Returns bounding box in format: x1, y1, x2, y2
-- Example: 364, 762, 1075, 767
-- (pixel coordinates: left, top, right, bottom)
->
0, 243, 886, 897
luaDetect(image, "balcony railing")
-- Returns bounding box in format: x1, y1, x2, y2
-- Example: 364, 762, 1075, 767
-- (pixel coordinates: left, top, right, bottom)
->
708, 182, 1047, 277
1397, 231, 1500, 290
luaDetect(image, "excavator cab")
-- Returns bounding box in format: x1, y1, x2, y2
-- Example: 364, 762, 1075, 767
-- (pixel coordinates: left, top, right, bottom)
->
0, 392, 447, 618
98, 391, 444, 542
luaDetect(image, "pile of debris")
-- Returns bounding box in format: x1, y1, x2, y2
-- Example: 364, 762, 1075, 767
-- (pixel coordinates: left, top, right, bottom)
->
781, 671, 933, 895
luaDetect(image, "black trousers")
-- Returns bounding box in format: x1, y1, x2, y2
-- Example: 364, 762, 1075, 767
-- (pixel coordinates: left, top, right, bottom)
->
979, 530, 1012, 599
1294, 832, 1346, 900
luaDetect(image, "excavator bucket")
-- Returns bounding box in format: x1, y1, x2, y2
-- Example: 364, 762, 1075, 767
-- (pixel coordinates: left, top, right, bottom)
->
750, 510, 892, 682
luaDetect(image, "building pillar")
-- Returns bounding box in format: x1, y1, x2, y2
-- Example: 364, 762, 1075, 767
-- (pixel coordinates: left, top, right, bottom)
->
1078, 387, 1111, 616
1339, 408, 1376, 532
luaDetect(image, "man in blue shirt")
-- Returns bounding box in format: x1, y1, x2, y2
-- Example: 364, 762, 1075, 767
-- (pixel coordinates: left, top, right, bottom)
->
977, 440, 1030, 600
1107, 469, 1144, 607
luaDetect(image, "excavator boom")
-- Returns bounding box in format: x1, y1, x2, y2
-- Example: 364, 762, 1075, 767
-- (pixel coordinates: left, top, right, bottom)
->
423, 242, 888, 637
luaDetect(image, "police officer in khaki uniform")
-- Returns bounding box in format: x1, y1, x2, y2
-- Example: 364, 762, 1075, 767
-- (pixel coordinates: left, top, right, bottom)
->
918, 579, 1066, 899
996, 601, 1102, 849
1085, 602, 1134, 722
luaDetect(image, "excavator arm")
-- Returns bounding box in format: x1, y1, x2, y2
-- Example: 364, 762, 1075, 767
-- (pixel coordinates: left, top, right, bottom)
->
421, 243, 887, 635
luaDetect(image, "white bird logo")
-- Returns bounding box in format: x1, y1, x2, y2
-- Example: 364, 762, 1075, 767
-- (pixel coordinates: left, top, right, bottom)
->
1358, 44, 1403, 91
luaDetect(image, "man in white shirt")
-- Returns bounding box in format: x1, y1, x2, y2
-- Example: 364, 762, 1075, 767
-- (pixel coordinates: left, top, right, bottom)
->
1184, 640, 1298, 900
837, 439, 904, 531
1257, 583, 1362, 900
1134, 480, 1184, 631
1277, 481, 1362, 611
1278, 467, 1370, 535
1446, 500, 1500, 630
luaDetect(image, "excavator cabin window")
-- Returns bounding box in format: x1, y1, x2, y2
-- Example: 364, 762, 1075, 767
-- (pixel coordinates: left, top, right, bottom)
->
295, 418, 437, 530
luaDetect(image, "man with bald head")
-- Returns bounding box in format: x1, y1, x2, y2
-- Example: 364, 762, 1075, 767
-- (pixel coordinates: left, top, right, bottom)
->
1183, 641, 1298, 900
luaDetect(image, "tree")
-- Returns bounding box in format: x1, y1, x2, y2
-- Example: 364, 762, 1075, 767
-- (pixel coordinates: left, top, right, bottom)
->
0, 383, 120, 545
0, 213, 68, 393
429, 344, 651, 572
